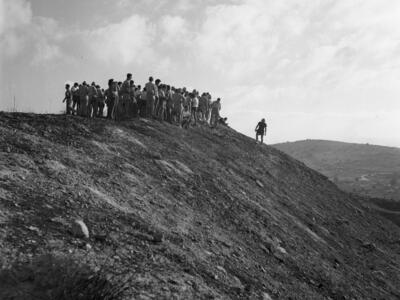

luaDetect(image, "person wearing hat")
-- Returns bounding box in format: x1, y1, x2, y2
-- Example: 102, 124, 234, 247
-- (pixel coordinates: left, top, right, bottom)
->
255, 118, 267, 144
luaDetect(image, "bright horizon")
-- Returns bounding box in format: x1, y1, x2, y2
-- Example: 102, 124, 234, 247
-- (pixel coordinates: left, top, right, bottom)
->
1, 0, 400, 148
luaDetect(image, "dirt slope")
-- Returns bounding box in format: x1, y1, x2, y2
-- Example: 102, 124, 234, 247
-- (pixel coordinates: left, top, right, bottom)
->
0, 113, 399, 299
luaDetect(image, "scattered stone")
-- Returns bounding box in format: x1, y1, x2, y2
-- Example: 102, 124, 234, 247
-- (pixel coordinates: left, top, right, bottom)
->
333, 258, 341, 269
262, 292, 273, 300
361, 242, 376, 251
47, 239, 64, 248
232, 276, 244, 292
149, 151, 162, 160
50, 216, 69, 226
71, 219, 89, 239
221, 240, 232, 248
94, 233, 107, 242
27, 226, 41, 234
260, 245, 270, 254
372, 270, 385, 277
276, 246, 287, 255
85, 243, 92, 251
273, 251, 285, 263
216, 266, 228, 276
168, 279, 179, 285
263, 237, 276, 252
232, 250, 241, 257
153, 232, 164, 243
256, 180, 264, 188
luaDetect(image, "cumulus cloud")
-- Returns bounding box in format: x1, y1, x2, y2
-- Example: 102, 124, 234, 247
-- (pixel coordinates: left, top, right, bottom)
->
0, 0, 67, 66
192, 0, 400, 89
31, 43, 62, 66
159, 15, 189, 46
0, 0, 32, 35
0, 0, 32, 57
85, 15, 155, 65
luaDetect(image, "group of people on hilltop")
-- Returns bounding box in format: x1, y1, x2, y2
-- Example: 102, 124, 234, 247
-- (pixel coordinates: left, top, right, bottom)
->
62, 73, 225, 128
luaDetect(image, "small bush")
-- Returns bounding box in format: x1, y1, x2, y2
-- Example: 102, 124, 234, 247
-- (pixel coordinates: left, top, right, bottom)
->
0, 254, 130, 300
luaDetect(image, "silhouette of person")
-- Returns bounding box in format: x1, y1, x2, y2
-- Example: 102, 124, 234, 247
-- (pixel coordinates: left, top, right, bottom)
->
255, 118, 267, 144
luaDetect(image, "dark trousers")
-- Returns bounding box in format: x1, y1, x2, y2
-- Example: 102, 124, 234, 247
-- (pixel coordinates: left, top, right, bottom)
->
138, 100, 146, 117
107, 99, 115, 119
98, 101, 105, 117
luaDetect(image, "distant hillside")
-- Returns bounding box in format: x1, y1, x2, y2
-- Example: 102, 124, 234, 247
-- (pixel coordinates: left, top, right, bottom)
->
0, 115, 399, 299
273, 140, 400, 199
274, 140, 400, 226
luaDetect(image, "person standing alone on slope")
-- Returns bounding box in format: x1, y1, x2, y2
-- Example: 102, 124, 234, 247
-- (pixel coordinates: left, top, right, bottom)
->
255, 118, 267, 144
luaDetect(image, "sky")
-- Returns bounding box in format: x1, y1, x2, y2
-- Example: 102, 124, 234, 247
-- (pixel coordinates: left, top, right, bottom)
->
1, 0, 400, 147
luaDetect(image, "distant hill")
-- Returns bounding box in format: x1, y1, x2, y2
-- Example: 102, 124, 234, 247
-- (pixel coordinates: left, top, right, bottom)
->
0, 115, 399, 299
274, 140, 400, 226
273, 140, 400, 199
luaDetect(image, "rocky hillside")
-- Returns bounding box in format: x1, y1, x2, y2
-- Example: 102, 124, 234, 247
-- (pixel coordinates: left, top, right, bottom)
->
0, 113, 399, 299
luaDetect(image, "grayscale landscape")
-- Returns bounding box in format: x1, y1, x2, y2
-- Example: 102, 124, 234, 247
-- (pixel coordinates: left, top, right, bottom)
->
1, 0, 400, 299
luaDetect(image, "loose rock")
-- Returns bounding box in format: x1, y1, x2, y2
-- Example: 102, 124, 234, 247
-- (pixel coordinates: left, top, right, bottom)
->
262, 292, 273, 300
71, 219, 89, 239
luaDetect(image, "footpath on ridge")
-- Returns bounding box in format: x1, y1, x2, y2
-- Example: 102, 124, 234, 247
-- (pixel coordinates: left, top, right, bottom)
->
0, 112, 399, 299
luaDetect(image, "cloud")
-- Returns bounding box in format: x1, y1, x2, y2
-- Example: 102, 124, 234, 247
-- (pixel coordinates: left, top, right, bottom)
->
31, 43, 62, 66
191, 0, 400, 90
0, 0, 32, 57
116, 0, 130, 8
159, 15, 189, 46
0, 0, 67, 66
0, 0, 32, 35
85, 15, 155, 65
